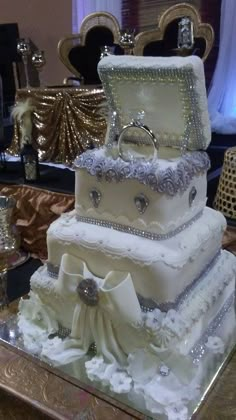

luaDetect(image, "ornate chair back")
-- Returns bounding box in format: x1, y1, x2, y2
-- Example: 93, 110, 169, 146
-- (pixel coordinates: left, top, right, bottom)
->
58, 12, 123, 85
133, 3, 214, 62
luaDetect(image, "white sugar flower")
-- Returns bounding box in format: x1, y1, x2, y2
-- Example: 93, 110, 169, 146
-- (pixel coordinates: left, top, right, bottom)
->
110, 371, 132, 394
205, 336, 225, 354
148, 310, 186, 350
99, 363, 118, 386
145, 308, 163, 332
86, 356, 118, 384
85, 356, 104, 375
162, 310, 185, 338
151, 327, 176, 349
165, 404, 188, 420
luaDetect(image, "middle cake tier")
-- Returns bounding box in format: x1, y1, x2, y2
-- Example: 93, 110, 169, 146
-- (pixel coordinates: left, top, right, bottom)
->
47, 206, 225, 304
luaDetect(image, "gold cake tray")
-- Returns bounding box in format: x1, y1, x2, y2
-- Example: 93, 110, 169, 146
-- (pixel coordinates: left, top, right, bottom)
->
0, 299, 236, 420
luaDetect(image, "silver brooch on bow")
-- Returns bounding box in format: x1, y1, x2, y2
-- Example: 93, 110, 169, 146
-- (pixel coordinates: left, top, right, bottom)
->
77, 278, 99, 306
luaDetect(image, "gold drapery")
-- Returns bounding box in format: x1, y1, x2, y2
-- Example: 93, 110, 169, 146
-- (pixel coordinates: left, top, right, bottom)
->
8, 87, 107, 165
0, 184, 74, 260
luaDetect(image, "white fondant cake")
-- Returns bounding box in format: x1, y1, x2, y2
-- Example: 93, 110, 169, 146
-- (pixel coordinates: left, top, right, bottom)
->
18, 56, 236, 420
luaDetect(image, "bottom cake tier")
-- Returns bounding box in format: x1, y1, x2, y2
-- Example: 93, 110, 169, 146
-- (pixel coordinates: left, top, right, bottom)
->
18, 247, 236, 420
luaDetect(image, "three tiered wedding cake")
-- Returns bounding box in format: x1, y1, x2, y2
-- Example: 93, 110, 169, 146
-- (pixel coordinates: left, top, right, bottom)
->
18, 55, 236, 420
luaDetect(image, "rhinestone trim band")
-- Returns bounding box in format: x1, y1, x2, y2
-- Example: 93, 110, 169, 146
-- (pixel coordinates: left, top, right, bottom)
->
190, 292, 234, 364
75, 149, 210, 197
75, 210, 203, 241
139, 250, 221, 313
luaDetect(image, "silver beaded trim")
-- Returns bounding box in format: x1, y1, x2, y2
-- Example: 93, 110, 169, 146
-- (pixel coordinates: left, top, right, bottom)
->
138, 250, 221, 313
75, 149, 210, 197
75, 210, 203, 241
48, 324, 71, 340
58, 325, 71, 339
46, 262, 59, 279
190, 292, 234, 364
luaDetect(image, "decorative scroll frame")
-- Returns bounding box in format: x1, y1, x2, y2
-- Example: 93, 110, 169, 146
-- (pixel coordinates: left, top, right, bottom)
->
57, 12, 121, 82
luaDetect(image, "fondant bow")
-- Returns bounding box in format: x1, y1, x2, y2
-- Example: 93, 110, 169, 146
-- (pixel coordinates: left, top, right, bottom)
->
49, 253, 142, 365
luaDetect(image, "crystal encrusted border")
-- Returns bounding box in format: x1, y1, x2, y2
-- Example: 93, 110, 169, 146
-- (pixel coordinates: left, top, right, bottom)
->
98, 64, 206, 150
190, 292, 234, 364
74, 149, 210, 197
75, 210, 203, 241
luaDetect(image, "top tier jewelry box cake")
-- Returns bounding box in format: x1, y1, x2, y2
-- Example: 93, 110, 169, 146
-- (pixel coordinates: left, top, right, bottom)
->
98, 55, 211, 151
75, 55, 211, 238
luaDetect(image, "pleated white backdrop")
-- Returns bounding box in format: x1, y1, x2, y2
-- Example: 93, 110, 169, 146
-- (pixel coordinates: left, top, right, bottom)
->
72, 0, 121, 33
208, 0, 236, 133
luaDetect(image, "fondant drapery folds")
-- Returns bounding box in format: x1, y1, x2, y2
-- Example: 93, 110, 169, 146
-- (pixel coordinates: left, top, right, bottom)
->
20, 253, 193, 367
31, 254, 193, 382
18, 253, 204, 417
42, 253, 142, 365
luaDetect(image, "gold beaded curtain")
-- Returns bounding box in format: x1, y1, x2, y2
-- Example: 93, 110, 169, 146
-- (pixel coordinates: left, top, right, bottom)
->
0, 184, 75, 260
8, 87, 107, 165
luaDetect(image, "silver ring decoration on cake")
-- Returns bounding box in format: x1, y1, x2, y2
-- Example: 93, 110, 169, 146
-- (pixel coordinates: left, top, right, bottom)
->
118, 120, 159, 162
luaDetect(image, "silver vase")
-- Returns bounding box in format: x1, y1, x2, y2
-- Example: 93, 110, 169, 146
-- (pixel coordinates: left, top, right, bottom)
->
0, 196, 20, 309
32, 50, 46, 86
17, 38, 31, 88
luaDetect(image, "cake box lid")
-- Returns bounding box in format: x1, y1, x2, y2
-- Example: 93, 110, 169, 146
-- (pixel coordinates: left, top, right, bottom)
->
98, 55, 211, 151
